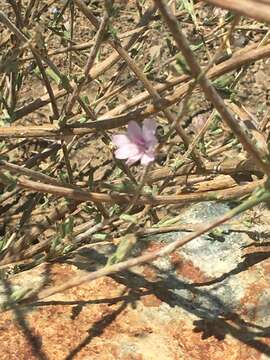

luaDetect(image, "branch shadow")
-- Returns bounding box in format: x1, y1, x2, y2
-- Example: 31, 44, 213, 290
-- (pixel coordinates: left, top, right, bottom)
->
1, 276, 49, 360
112, 269, 270, 356
65, 302, 127, 360
25, 240, 270, 358
63, 289, 138, 360
190, 249, 270, 287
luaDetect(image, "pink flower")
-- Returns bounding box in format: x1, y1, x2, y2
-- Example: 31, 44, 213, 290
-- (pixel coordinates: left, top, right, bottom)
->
112, 119, 158, 166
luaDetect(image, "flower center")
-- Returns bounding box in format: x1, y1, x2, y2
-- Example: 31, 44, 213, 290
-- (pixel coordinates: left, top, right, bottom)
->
131, 135, 146, 149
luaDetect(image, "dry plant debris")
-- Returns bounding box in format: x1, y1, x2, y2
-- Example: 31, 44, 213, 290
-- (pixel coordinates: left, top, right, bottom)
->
0, 0, 270, 358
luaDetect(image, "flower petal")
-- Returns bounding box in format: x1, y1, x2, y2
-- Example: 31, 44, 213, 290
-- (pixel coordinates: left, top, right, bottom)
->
112, 134, 131, 147
126, 153, 142, 165
127, 121, 144, 144
115, 143, 140, 159
140, 152, 155, 165
142, 118, 157, 145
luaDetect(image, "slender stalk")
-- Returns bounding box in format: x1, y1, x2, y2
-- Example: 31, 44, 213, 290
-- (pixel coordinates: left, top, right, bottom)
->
63, 13, 108, 116
6, 175, 265, 206
32, 53, 59, 119
60, 140, 74, 184
204, 0, 270, 24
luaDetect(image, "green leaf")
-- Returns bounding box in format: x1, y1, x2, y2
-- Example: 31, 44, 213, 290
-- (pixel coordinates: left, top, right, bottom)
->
63, 216, 74, 236
106, 234, 137, 266
0, 235, 8, 252
78, 116, 88, 124
92, 233, 108, 241
0, 110, 15, 124
63, 30, 71, 40
0, 171, 17, 189
81, 95, 90, 106
103, 180, 137, 194
46, 68, 62, 85
109, 204, 120, 216
83, 204, 96, 214
0, 141, 6, 151
120, 214, 137, 224
212, 74, 234, 97
10, 287, 31, 302
0, 49, 20, 74
181, 0, 197, 27
175, 55, 191, 75
106, 24, 118, 41
155, 214, 182, 227
87, 170, 94, 191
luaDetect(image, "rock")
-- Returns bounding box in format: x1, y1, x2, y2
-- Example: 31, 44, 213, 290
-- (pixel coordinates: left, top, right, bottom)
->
0, 202, 269, 359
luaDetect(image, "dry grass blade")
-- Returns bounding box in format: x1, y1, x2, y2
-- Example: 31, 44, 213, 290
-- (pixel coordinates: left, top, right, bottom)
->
14, 176, 264, 206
